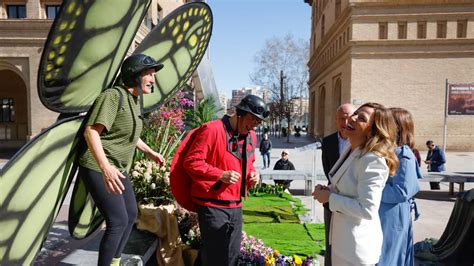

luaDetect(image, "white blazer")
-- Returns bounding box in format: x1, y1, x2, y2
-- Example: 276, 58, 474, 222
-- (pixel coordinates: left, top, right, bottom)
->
328, 146, 389, 265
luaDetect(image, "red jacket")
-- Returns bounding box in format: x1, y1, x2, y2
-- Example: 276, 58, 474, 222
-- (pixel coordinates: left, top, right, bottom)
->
183, 118, 257, 208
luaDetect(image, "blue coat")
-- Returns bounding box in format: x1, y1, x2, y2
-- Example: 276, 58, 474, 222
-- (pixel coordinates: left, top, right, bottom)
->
426, 145, 446, 172
378, 145, 421, 266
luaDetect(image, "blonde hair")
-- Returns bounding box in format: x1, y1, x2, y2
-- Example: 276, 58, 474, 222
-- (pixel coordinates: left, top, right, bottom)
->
357, 103, 399, 176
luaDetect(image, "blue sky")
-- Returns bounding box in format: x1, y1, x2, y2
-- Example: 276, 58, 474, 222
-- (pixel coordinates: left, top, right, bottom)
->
206, 0, 311, 97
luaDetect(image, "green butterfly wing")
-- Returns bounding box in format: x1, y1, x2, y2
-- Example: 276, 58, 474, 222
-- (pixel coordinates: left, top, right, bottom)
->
68, 175, 103, 239
67, 2, 214, 239
0, 116, 85, 265
0, 1, 154, 263
38, 0, 151, 113
133, 2, 213, 113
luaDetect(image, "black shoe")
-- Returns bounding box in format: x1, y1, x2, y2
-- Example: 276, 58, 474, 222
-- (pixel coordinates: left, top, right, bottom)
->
430, 182, 440, 190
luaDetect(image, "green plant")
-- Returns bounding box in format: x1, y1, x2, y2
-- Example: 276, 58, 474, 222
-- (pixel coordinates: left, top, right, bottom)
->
249, 183, 285, 196
185, 95, 221, 128
135, 119, 185, 163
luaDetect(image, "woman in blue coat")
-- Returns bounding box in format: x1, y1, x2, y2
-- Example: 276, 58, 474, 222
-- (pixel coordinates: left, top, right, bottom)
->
378, 108, 422, 266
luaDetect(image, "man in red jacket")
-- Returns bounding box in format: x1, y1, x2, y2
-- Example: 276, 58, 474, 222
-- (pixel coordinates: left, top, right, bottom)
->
183, 94, 269, 266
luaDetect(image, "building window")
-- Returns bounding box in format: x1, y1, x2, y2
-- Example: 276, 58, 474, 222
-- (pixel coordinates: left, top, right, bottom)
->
46, 5, 61, 19
437, 21, 447, 38
398, 21, 407, 39
7, 5, 26, 19
1, 98, 15, 122
417, 21, 427, 39
379, 22, 388, 39
457, 20, 467, 38
335, 0, 341, 19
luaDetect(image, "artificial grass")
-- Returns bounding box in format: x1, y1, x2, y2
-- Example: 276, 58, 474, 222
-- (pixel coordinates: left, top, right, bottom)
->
243, 206, 300, 223
242, 193, 326, 257
243, 223, 325, 257
244, 194, 295, 207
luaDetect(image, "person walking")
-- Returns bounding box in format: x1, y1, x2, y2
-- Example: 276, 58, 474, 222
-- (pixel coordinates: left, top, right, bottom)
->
259, 132, 272, 169
78, 54, 165, 266
181, 95, 269, 265
378, 107, 421, 266
273, 149, 296, 193
313, 102, 399, 265
424, 140, 446, 190
320, 103, 355, 266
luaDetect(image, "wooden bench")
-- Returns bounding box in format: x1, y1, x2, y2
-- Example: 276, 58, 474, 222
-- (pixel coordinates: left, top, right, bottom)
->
420, 172, 474, 195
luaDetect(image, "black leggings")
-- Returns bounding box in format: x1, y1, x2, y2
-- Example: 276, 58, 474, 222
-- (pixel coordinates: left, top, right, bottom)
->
78, 166, 138, 266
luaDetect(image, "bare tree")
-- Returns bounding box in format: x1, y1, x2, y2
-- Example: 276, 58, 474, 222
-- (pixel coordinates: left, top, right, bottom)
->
250, 33, 309, 142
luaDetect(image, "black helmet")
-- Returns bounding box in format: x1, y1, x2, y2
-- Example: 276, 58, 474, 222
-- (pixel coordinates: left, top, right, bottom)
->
121, 54, 164, 87
235, 95, 269, 120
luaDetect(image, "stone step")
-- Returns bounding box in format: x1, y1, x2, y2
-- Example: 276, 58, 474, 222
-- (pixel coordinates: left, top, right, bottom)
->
37, 222, 158, 265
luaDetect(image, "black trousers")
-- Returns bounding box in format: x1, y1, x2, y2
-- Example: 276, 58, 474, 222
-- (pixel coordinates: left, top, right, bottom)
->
323, 204, 332, 266
78, 166, 138, 266
197, 205, 242, 266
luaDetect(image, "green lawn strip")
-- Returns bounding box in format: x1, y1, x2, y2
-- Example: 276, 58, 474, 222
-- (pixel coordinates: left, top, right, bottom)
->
243, 205, 300, 223
243, 223, 325, 257
305, 223, 326, 242
244, 194, 293, 207
243, 193, 302, 223
243, 193, 310, 220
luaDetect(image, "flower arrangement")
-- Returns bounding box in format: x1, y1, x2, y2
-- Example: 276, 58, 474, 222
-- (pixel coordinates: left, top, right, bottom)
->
131, 89, 192, 205
130, 159, 174, 206
173, 207, 201, 249
249, 183, 285, 196
239, 232, 317, 266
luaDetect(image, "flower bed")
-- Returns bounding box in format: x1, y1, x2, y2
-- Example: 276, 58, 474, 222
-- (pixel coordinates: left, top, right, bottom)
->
239, 231, 317, 266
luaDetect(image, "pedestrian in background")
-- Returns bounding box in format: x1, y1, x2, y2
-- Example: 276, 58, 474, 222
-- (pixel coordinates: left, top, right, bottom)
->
424, 140, 446, 190
320, 103, 355, 266
273, 149, 296, 193
259, 132, 272, 169
378, 107, 421, 266
313, 102, 399, 265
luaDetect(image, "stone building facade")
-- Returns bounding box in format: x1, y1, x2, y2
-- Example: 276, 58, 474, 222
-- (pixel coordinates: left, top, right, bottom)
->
0, 0, 189, 149
306, 0, 474, 150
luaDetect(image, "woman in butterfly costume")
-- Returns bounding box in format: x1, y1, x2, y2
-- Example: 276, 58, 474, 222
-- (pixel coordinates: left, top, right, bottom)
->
79, 54, 165, 266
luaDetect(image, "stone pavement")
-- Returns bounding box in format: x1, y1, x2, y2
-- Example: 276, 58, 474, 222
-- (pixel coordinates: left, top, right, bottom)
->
1, 131, 473, 265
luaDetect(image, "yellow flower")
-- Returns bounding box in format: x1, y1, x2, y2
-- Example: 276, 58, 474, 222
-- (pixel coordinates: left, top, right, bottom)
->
273, 250, 280, 257
264, 255, 275, 266
294, 255, 302, 265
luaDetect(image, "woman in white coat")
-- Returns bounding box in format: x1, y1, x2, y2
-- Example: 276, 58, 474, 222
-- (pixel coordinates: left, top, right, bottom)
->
313, 102, 399, 265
